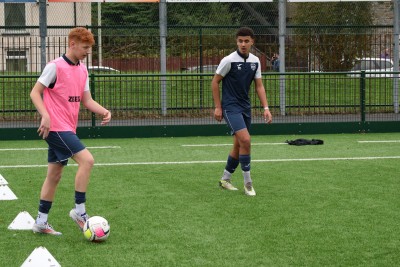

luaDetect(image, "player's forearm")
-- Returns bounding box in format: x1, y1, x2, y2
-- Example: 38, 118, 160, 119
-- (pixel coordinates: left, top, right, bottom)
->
211, 85, 222, 108
30, 90, 49, 119
84, 99, 109, 116
256, 87, 268, 108
212, 94, 221, 108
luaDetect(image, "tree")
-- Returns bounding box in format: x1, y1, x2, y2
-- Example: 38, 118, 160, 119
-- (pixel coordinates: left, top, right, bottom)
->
92, 3, 241, 58
292, 2, 374, 71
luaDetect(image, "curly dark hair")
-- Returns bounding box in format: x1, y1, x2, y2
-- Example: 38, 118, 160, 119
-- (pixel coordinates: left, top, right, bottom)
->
236, 27, 254, 39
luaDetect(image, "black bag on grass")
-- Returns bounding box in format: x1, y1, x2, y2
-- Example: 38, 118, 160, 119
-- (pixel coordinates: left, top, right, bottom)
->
285, 139, 324, 146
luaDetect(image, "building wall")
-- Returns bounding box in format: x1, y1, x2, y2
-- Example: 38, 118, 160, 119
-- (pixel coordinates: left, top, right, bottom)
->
0, 2, 91, 72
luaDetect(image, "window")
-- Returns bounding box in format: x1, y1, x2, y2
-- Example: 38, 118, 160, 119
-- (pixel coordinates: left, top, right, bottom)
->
4, 3, 26, 31
6, 50, 27, 72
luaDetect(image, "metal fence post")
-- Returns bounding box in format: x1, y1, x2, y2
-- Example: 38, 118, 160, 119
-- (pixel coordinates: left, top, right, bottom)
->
90, 73, 96, 127
199, 27, 204, 109
360, 71, 366, 123
393, 0, 399, 114
278, 0, 286, 116
159, 0, 167, 116
39, 0, 47, 71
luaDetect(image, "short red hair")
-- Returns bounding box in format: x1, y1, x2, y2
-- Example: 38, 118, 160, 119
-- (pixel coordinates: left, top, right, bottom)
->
68, 27, 95, 46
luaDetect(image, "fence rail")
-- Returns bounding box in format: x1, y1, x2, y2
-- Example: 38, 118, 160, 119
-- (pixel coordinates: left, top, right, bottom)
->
1, 72, 399, 131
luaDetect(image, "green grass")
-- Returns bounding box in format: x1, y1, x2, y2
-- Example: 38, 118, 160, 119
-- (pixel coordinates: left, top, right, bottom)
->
1, 133, 399, 266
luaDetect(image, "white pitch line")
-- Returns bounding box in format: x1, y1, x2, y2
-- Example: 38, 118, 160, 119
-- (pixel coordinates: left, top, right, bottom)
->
0, 146, 121, 151
358, 140, 400, 143
182, 142, 287, 147
87, 146, 121, 149
1, 155, 399, 169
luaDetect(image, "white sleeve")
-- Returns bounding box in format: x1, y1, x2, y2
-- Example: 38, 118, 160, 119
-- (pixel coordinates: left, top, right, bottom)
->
84, 76, 90, 92
255, 58, 262, 79
37, 63, 57, 87
215, 57, 231, 77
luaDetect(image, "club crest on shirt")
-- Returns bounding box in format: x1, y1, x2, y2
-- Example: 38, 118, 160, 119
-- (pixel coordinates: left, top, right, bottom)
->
237, 64, 242, 70
251, 63, 256, 71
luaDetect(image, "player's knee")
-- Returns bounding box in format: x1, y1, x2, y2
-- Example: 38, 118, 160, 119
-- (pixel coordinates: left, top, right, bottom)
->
80, 156, 95, 169
239, 136, 251, 148
86, 157, 95, 168
53, 168, 63, 181
75, 151, 95, 168
54, 174, 62, 183
48, 172, 62, 184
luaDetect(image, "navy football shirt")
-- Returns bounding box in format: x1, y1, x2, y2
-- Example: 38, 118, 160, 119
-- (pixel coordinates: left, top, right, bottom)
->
216, 50, 262, 112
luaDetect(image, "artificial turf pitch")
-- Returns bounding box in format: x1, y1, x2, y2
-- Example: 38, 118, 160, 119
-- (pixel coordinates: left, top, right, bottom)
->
0, 133, 399, 266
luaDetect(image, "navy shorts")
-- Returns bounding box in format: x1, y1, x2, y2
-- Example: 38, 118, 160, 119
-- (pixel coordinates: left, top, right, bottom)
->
223, 110, 251, 135
45, 131, 86, 166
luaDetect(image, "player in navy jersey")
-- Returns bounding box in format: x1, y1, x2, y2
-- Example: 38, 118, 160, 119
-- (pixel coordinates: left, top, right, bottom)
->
211, 27, 272, 196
